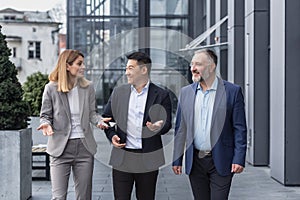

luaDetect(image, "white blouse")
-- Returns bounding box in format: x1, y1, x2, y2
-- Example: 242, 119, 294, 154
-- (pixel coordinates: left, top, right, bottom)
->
67, 86, 85, 139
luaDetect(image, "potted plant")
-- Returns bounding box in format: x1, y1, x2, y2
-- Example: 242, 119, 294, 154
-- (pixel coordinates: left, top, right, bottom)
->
0, 25, 32, 200
23, 72, 48, 145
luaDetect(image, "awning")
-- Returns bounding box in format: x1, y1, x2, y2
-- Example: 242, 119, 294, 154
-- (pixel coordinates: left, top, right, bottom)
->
180, 15, 228, 51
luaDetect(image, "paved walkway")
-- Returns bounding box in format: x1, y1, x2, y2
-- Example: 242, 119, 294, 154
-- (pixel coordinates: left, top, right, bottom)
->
32, 129, 300, 200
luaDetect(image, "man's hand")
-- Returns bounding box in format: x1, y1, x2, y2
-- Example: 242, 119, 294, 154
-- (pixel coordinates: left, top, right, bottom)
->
172, 166, 182, 175
111, 135, 126, 148
37, 123, 54, 136
146, 120, 163, 132
231, 164, 244, 173
97, 117, 112, 129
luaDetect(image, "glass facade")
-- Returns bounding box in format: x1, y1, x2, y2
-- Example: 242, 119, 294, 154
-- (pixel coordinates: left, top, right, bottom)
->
67, 0, 191, 110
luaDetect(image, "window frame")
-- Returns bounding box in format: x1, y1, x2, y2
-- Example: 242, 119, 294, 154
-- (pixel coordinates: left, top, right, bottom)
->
28, 41, 41, 60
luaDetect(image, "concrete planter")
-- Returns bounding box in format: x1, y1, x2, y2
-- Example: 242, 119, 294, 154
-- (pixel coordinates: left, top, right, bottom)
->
0, 128, 32, 200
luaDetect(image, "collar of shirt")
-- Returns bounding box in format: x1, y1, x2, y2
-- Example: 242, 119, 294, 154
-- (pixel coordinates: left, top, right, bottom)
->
197, 76, 218, 92
131, 80, 150, 95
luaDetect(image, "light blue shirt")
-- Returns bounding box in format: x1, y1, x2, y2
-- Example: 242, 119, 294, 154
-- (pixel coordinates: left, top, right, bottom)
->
194, 77, 218, 151
126, 81, 150, 149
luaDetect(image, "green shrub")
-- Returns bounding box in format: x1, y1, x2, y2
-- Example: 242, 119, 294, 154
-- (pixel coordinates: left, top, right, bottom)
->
23, 72, 48, 116
0, 25, 29, 130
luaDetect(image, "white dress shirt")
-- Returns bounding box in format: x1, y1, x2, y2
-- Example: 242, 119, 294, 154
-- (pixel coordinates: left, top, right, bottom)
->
126, 81, 150, 149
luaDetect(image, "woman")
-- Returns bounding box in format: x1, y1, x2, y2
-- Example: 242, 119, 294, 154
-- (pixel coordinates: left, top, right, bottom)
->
37, 49, 101, 199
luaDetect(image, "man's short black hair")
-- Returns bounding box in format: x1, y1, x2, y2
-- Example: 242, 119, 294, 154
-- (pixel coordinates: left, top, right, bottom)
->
126, 52, 152, 66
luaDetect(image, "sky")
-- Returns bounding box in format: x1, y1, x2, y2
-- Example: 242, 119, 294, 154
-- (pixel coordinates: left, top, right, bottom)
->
0, 0, 65, 11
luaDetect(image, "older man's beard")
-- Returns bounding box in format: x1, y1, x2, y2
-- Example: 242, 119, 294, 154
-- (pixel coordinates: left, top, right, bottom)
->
192, 76, 205, 83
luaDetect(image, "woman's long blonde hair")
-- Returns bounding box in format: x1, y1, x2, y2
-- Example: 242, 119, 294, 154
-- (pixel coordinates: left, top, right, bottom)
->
49, 49, 89, 92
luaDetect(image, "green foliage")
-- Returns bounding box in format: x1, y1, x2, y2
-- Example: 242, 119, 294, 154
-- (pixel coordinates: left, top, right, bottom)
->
0, 25, 29, 130
23, 72, 48, 116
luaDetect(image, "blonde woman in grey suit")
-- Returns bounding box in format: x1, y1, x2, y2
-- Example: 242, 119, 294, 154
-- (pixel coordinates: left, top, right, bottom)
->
37, 49, 102, 200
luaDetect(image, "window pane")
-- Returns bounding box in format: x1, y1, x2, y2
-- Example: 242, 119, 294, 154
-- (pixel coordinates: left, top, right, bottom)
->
69, 0, 138, 16
151, 18, 188, 35
35, 42, 41, 59
13, 47, 16, 57
28, 42, 34, 59
109, 0, 138, 16
151, 0, 188, 15
68, 17, 138, 57
29, 50, 34, 59
68, 0, 87, 16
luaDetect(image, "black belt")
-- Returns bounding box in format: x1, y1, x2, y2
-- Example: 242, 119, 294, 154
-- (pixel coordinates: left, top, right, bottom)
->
124, 148, 143, 153
194, 148, 212, 158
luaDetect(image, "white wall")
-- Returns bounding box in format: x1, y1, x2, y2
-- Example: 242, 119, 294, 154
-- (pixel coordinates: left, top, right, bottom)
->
1, 22, 59, 83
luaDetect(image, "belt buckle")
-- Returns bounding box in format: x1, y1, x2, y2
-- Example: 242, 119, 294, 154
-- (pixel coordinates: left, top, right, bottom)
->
198, 150, 211, 159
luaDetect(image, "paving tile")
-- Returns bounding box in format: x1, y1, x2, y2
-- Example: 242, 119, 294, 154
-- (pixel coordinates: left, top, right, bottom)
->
30, 129, 300, 200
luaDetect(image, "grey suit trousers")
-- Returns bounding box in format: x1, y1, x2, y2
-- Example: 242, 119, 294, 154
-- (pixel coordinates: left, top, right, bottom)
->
50, 139, 94, 200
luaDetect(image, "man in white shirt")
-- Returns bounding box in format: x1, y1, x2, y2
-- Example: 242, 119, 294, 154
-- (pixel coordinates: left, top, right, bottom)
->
102, 52, 172, 200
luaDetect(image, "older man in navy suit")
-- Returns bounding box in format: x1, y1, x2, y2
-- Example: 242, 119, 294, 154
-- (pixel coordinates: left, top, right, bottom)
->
172, 49, 247, 200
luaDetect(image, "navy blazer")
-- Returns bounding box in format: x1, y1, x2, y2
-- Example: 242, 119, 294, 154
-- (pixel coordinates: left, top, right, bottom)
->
173, 78, 247, 176
103, 83, 172, 170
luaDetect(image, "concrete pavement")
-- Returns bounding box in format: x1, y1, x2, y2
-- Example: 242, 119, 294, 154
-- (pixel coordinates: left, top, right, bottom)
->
32, 129, 300, 199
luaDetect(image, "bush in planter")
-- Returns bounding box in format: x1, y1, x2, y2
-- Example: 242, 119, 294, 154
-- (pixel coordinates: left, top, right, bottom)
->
23, 72, 49, 116
0, 25, 32, 200
0, 25, 29, 130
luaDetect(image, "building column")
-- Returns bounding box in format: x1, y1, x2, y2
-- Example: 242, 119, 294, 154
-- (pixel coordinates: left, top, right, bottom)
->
215, 0, 228, 80
188, 0, 205, 38
138, 0, 150, 54
227, 0, 244, 86
270, 0, 300, 185
244, 0, 270, 166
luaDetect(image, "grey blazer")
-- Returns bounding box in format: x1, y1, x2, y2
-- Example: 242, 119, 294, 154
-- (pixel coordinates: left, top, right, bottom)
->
40, 81, 99, 157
